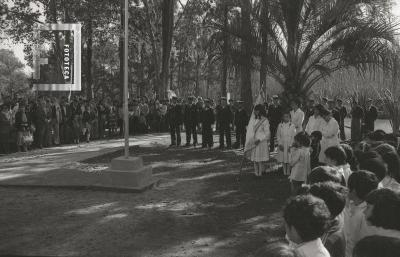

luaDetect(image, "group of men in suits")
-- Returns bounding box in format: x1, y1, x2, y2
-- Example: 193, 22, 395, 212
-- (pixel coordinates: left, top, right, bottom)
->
166, 96, 249, 149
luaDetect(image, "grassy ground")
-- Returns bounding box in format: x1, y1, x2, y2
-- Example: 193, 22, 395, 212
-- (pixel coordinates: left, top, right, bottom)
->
0, 144, 290, 257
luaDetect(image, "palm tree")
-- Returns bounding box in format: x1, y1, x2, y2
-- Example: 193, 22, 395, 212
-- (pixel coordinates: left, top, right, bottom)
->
260, 0, 399, 102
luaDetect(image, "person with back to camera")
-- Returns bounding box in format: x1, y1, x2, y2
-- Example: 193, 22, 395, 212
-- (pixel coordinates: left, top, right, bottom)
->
324, 145, 352, 185
352, 235, 400, 257
283, 194, 331, 257
289, 132, 311, 194
344, 170, 379, 257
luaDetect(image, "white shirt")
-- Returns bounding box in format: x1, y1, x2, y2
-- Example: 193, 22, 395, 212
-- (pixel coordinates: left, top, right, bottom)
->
381, 176, 400, 192
291, 108, 305, 133
337, 164, 352, 185
344, 201, 367, 257
305, 115, 324, 134
296, 238, 331, 257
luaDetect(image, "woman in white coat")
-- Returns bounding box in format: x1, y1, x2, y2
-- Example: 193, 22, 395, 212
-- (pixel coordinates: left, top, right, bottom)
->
245, 104, 271, 177
319, 108, 340, 164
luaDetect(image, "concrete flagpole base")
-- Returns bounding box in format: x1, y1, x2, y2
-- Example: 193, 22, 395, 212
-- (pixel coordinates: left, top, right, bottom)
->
104, 156, 155, 190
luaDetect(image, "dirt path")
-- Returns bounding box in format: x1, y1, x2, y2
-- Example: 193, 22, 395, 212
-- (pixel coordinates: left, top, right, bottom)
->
0, 144, 290, 257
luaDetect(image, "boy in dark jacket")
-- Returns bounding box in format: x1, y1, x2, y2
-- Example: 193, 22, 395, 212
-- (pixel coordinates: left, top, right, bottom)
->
200, 99, 215, 149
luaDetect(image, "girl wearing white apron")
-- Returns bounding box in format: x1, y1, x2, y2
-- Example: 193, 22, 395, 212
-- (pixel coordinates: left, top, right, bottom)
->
277, 111, 296, 176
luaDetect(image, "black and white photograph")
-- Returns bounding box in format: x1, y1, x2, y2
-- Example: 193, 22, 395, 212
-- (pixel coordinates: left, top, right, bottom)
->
1, 0, 400, 256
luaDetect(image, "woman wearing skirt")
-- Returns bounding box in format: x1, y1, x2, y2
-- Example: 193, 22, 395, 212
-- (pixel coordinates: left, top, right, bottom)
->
246, 104, 271, 177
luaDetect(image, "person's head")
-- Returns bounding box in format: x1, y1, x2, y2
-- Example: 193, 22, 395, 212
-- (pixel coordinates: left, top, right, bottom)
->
348, 170, 379, 202
364, 189, 400, 231
381, 152, 400, 183
283, 195, 331, 244
308, 99, 315, 107
229, 99, 234, 105
294, 132, 310, 148
341, 143, 357, 169
313, 104, 324, 117
254, 104, 267, 119
353, 236, 400, 257
290, 99, 300, 110
324, 146, 347, 166
309, 166, 345, 185
254, 241, 298, 257
322, 97, 328, 105
282, 110, 291, 123
320, 108, 332, 122
366, 130, 387, 143
336, 99, 343, 107
204, 100, 211, 108
171, 97, 177, 105
328, 99, 335, 109
374, 143, 397, 157
220, 97, 227, 107
359, 157, 387, 182
304, 182, 347, 218
367, 98, 373, 106
238, 100, 244, 109
272, 95, 279, 105
310, 131, 322, 142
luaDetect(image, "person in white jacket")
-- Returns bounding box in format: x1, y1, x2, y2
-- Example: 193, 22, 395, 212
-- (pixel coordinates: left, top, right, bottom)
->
276, 110, 296, 176
319, 108, 340, 164
290, 99, 305, 133
305, 104, 324, 135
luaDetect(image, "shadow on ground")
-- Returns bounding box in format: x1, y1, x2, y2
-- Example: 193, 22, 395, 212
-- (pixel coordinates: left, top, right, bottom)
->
0, 145, 290, 257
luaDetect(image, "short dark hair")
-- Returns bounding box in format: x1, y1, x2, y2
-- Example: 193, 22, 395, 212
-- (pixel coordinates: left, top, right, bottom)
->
324, 146, 347, 166
311, 131, 322, 141
359, 158, 387, 181
353, 236, 400, 257
309, 166, 345, 185
308, 182, 347, 218
366, 130, 387, 141
348, 170, 379, 200
291, 98, 301, 106
381, 152, 400, 183
254, 241, 298, 257
341, 143, 357, 170
365, 188, 400, 231
283, 195, 331, 242
294, 132, 310, 147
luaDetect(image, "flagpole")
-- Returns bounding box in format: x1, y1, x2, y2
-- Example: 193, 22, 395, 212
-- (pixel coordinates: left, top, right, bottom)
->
123, 0, 129, 158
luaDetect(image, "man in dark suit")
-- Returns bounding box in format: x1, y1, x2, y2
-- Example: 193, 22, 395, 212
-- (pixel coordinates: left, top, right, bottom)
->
167, 97, 183, 147
336, 99, 347, 140
364, 98, 378, 133
234, 101, 249, 149
267, 95, 282, 152
217, 97, 233, 149
184, 96, 199, 146
200, 99, 215, 149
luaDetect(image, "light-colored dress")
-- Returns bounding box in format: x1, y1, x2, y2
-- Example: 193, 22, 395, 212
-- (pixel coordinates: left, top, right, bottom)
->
305, 115, 324, 135
381, 176, 400, 192
277, 122, 296, 163
248, 117, 270, 162
290, 108, 305, 133
290, 146, 311, 182
296, 238, 331, 257
319, 118, 340, 163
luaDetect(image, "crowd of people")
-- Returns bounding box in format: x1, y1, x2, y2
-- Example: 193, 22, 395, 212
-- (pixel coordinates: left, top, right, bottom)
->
234, 95, 400, 257
0, 95, 172, 154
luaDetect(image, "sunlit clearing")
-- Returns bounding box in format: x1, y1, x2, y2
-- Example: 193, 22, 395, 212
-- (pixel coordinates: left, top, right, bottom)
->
240, 216, 266, 224
67, 202, 117, 215
212, 190, 238, 198
99, 213, 128, 223
135, 201, 196, 211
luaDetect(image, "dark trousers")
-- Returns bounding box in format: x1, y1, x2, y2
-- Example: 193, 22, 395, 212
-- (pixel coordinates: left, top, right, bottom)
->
219, 124, 231, 148
35, 124, 46, 148
185, 123, 197, 145
170, 124, 181, 146
235, 127, 246, 147
269, 125, 278, 152
59, 123, 68, 144
339, 122, 346, 141
202, 125, 213, 147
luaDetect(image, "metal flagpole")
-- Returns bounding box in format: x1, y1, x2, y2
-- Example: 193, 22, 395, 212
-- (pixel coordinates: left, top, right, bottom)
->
124, 0, 129, 158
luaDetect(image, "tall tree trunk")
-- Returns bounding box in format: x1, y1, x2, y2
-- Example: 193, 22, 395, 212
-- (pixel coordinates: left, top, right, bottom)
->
49, 0, 64, 83
195, 52, 200, 96
86, 19, 93, 100
221, 2, 228, 97
161, 0, 175, 99
240, 0, 253, 112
